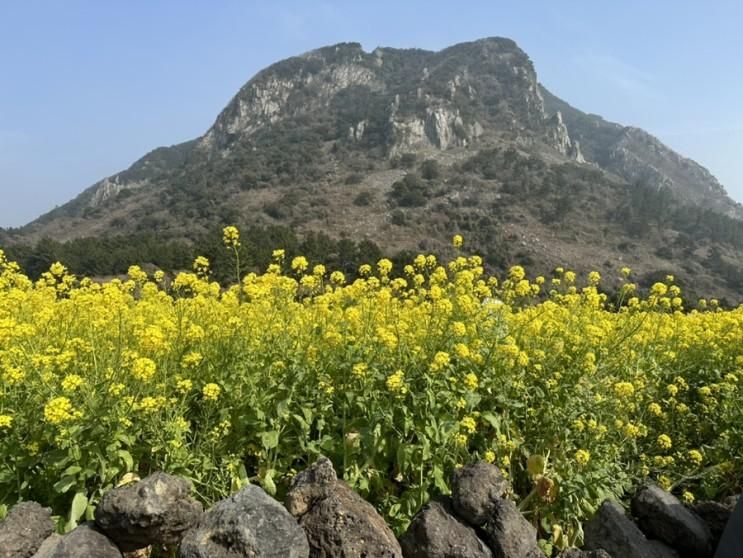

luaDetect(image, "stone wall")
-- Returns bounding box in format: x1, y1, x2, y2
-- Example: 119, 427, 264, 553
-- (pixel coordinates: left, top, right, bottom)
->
0, 459, 738, 558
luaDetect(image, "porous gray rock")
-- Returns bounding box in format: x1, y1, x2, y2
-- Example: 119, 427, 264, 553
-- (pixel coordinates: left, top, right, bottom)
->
479, 497, 542, 558
689, 498, 738, 549
630, 483, 712, 558
0, 501, 55, 558
95, 472, 203, 552
298, 482, 402, 558
45, 523, 122, 558
399, 497, 492, 558
647, 539, 680, 558
29, 534, 62, 558
178, 484, 309, 558
285, 456, 337, 517
450, 462, 510, 527
583, 500, 658, 558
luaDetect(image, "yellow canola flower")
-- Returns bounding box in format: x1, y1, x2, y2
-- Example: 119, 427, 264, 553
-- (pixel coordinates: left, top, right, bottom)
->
222, 226, 240, 248
0, 414, 13, 429
202, 383, 221, 401
44, 397, 81, 425
575, 449, 590, 467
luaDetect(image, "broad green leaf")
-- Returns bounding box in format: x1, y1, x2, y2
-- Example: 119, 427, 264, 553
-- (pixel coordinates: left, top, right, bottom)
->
117, 450, 134, 471
70, 491, 88, 522
53, 476, 78, 494
260, 430, 280, 450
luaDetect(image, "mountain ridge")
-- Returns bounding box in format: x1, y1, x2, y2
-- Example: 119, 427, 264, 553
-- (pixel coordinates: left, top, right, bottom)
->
4, 36, 743, 301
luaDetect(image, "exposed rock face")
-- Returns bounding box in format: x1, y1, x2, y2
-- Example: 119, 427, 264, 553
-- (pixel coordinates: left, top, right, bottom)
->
479, 498, 543, 558
583, 500, 660, 558
450, 462, 511, 527
178, 484, 309, 558
45, 523, 123, 558
94, 472, 203, 551
569, 140, 586, 163
399, 497, 492, 558
546, 111, 573, 155
0, 501, 55, 558
286, 456, 402, 558
630, 484, 713, 558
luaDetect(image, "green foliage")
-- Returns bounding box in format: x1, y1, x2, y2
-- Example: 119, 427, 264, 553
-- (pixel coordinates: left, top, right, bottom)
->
389, 174, 429, 207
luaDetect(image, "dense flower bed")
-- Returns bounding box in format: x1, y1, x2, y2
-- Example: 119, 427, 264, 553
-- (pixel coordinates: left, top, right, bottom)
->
0, 229, 740, 547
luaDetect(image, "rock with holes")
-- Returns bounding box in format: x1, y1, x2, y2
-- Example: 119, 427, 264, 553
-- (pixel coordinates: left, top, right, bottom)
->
178, 484, 309, 558
0, 501, 55, 558
44, 523, 122, 558
399, 497, 492, 558
479, 497, 543, 558
631, 483, 712, 558
285, 456, 337, 517
95, 472, 202, 552
450, 462, 510, 527
584, 500, 662, 558
286, 457, 402, 558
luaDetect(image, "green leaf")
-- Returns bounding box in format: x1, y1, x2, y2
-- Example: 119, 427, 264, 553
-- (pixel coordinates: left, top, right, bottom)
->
117, 450, 134, 471
481, 412, 501, 431
259, 430, 280, 450
62, 465, 82, 477
70, 491, 88, 522
53, 476, 78, 494
261, 469, 277, 496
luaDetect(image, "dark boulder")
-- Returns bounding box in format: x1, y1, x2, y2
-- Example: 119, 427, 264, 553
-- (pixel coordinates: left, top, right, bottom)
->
44, 523, 122, 558
0, 501, 55, 558
689, 498, 738, 550
584, 500, 660, 558
285, 456, 337, 517
297, 482, 402, 558
480, 498, 542, 558
450, 462, 510, 527
286, 456, 402, 557
630, 484, 712, 558
95, 472, 202, 551
178, 484, 309, 558
399, 497, 492, 558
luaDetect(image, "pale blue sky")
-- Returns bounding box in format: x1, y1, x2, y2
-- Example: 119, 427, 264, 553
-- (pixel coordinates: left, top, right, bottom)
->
1, 1, 742, 227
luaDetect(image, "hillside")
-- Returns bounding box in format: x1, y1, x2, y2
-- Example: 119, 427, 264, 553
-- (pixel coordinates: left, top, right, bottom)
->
3, 37, 743, 302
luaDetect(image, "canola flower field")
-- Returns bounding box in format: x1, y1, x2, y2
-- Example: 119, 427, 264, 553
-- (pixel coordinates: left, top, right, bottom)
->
0, 227, 741, 548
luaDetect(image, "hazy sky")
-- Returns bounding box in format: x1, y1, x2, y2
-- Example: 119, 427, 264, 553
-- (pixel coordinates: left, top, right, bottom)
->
1, 1, 742, 228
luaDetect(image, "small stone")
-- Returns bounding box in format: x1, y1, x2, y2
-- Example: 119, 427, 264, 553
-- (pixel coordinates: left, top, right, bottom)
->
399, 497, 492, 558
450, 462, 510, 527
95, 472, 202, 552
480, 498, 542, 558
178, 484, 309, 558
631, 483, 712, 558
45, 523, 122, 558
0, 501, 55, 558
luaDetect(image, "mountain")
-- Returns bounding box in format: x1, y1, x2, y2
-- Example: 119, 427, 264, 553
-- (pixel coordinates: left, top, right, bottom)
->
5, 37, 743, 301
